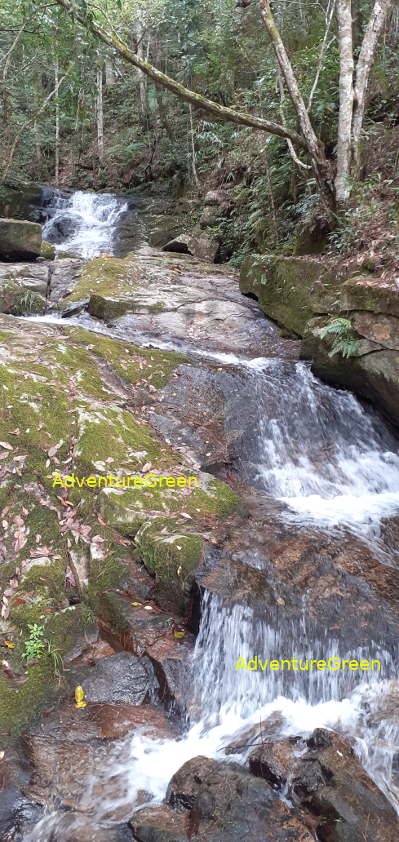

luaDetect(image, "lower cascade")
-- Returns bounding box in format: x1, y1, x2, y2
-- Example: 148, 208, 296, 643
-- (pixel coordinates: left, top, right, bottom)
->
1, 189, 398, 842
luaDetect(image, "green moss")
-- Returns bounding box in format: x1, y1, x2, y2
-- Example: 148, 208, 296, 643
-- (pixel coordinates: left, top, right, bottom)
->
88, 294, 133, 320
64, 326, 186, 389
40, 240, 55, 259
0, 606, 87, 745
61, 255, 141, 304
136, 517, 202, 605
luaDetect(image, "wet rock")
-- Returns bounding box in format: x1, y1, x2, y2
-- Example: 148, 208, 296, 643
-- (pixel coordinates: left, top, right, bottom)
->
47, 212, 79, 244
130, 805, 189, 842
202, 496, 399, 656
68, 651, 158, 705
61, 297, 90, 317
48, 257, 83, 301
88, 702, 176, 739
0, 789, 44, 841
249, 736, 305, 789
0, 218, 42, 260
251, 729, 399, 842
99, 593, 173, 656
58, 249, 298, 357
160, 755, 316, 841
223, 712, 285, 755
146, 632, 194, 709
32, 812, 134, 841
23, 702, 172, 812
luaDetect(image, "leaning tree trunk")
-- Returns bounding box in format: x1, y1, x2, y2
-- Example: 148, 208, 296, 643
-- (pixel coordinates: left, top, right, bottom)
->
352, 0, 394, 174
335, 0, 354, 204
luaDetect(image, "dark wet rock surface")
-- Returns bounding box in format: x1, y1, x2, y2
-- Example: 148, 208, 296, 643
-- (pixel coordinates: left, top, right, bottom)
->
130, 755, 317, 841
68, 651, 158, 706
250, 728, 399, 842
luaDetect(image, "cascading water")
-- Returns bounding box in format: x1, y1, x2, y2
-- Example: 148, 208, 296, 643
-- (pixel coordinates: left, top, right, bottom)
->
23, 191, 399, 839
241, 358, 399, 534
42, 190, 130, 258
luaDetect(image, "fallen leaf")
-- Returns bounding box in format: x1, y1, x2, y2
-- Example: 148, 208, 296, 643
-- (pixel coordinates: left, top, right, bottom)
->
0, 442, 12, 451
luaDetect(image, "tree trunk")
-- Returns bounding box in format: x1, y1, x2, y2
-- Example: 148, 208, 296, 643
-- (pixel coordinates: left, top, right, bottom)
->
54, 58, 60, 185
352, 0, 394, 174
105, 58, 115, 87
335, 0, 354, 203
189, 105, 200, 188
258, 0, 335, 212
136, 20, 149, 122
96, 66, 104, 163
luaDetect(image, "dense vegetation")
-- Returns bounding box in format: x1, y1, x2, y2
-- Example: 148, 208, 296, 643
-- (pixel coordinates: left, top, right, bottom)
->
1, 0, 399, 258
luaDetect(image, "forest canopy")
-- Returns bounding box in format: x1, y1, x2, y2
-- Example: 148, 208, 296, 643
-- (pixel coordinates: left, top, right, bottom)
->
1, 0, 398, 231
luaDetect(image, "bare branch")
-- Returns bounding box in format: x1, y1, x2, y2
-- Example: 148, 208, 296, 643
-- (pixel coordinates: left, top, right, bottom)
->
307, 0, 336, 112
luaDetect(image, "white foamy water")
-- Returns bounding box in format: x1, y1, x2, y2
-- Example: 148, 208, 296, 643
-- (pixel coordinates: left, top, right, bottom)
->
241, 360, 399, 533
43, 190, 129, 258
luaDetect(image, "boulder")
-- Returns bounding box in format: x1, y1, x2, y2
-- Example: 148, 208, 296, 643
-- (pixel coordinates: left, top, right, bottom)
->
46, 212, 79, 243
0, 218, 42, 260
157, 755, 316, 841
68, 651, 158, 705
162, 233, 219, 263
48, 256, 83, 301
250, 728, 399, 842
0, 280, 46, 315
240, 253, 399, 426
0, 261, 49, 314
131, 758, 316, 841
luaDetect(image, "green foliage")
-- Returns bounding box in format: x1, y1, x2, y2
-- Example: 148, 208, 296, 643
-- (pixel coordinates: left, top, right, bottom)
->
318, 318, 359, 359
22, 623, 46, 661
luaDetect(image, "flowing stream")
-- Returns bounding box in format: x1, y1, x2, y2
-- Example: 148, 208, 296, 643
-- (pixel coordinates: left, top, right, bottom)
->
24, 191, 399, 838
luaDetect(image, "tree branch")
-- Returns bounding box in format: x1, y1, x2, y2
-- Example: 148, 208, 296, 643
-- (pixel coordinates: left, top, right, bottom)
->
50, 0, 306, 148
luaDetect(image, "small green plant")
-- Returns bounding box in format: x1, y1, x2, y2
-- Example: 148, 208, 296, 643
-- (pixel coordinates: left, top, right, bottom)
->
318, 318, 359, 358
47, 642, 64, 681
22, 623, 46, 661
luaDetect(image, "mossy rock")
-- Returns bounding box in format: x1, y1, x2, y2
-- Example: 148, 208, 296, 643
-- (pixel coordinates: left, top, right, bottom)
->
0, 281, 46, 315
0, 606, 87, 745
0, 312, 242, 731
40, 240, 56, 260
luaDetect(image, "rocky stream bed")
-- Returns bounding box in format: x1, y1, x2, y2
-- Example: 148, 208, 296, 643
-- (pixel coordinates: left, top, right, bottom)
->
0, 189, 399, 841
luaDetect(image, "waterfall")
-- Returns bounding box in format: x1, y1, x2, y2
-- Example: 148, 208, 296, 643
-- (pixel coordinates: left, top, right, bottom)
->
42, 190, 129, 259
22, 191, 399, 838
